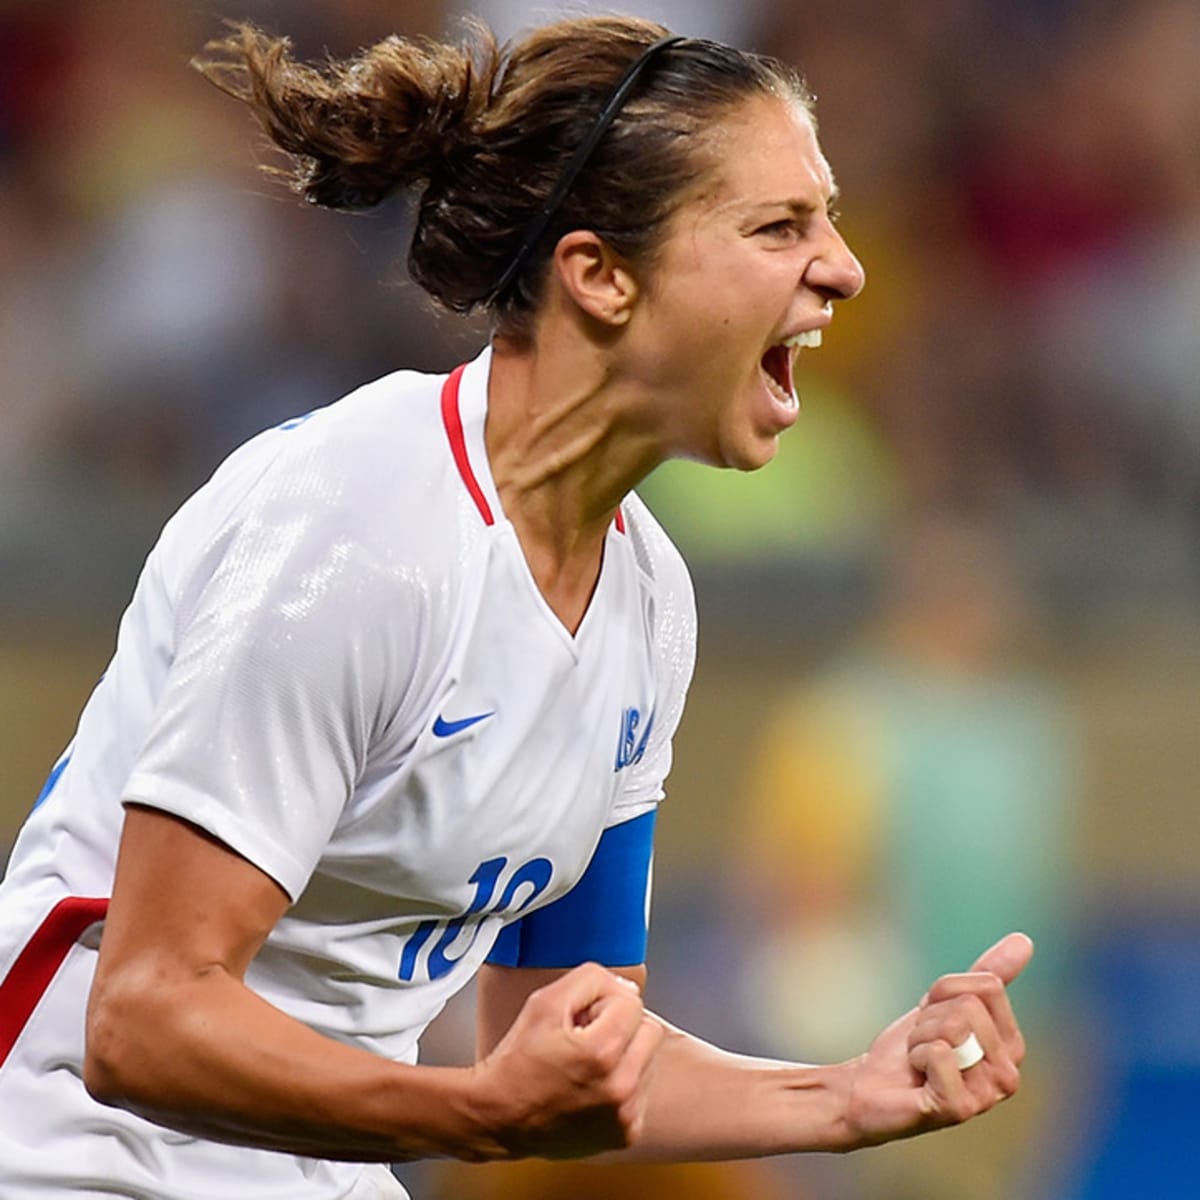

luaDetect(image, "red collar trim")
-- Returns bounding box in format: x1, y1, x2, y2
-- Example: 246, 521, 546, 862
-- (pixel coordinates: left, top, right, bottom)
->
441, 364, 495, 526
440, 362, 627, 535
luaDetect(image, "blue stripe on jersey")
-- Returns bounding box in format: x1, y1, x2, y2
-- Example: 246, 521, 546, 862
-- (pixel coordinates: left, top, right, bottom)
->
278, 410, 316, 430
32, 750, 72, 812
486, 809, 656, 969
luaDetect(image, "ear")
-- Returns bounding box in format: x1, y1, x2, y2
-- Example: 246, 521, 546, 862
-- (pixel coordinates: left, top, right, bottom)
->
552, 230, 639, 327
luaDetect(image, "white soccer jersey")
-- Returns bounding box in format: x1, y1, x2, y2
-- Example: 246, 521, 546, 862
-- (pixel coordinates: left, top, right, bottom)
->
0, 346, 696, 1198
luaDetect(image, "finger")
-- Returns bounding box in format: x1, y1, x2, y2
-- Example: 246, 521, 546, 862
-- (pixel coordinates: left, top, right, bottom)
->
909, 1040, 976, 1125
909, 1011, 1022, 1108
622, 1013, 665, 1079
907, 995, 1002, 1062
571, 987, 645, 1059
544, 963, 635, 1027
924, 973, 1022, 1052
611, 1017, 665, 1140
968, 932, 1034, 986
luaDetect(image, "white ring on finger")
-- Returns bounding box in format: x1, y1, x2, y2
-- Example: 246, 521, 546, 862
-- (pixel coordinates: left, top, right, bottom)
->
953, 1033, 985, 1071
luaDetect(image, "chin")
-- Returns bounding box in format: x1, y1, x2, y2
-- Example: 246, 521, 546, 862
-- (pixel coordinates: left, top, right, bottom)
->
719, 432, 782, 472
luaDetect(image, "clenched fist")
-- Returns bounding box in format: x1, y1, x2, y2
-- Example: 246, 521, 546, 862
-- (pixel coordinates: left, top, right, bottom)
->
469, 962, 664, 1159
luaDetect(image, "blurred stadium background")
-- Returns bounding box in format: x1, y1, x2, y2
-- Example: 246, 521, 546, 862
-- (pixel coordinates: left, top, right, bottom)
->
2, 1, 1198, 1196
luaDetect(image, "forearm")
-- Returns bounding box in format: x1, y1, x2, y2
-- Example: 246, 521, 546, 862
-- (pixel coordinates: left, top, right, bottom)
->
476, 964, 859, 1162
597, 1016, 858, 1163
473, 933, 1034, 1165
85, 964, 498, 1163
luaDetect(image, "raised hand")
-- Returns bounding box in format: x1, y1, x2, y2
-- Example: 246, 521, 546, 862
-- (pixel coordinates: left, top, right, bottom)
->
844, 932, 1034, 1147
469, 962, 664, 1159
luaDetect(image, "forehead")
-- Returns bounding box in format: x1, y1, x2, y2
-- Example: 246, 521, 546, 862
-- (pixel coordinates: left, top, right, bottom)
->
693, 97, 835, 213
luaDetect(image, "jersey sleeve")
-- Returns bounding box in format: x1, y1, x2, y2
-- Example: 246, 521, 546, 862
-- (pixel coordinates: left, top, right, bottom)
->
486, 809, 656, 968
123, 434, 418, 902
608, 496, 697, 825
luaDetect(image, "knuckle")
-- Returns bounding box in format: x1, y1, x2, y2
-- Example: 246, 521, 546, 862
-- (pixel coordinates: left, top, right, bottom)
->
927, 977, 953, 1003
607, 989, 636, 1019
998, 1062, 1022, 1095
580, 962, 608, 986
944, 996, 986, 1039
944, 1015, 972, 1047
907, 1022, 933, 1053
620, 1099, 646, 1144
589, 1039, 623, 1077
961, 993, 989, 1022
975, 972, 1003, 998
526, 983, 555, 1014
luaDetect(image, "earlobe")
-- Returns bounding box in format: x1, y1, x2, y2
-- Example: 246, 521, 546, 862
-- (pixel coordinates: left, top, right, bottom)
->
554, 231, 638, 327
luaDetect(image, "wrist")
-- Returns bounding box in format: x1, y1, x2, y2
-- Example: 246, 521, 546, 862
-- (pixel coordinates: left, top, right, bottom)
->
456, 1060, 522, 1162
827, 1055, 871, 1152
792, 1058, 864, 1154
376, 1063, 517, 1164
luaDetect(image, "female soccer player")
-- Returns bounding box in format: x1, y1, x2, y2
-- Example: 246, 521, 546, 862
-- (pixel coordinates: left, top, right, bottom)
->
0, 15, 1032, 1199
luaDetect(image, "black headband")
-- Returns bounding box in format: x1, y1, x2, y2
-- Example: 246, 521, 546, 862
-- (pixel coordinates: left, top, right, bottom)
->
488, 34, 686, 304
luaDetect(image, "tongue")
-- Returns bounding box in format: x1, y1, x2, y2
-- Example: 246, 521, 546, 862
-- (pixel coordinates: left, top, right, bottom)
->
762, 344, 793, 398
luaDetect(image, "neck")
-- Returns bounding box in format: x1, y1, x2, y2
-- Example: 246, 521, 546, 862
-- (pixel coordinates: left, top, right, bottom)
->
482, 325, 663, 633
485, 329, 662, 555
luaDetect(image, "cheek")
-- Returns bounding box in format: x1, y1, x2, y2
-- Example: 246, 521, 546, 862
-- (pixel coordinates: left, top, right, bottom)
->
695, 322, 758, 389
677, 294, 756, 354
642, 261, 768, 378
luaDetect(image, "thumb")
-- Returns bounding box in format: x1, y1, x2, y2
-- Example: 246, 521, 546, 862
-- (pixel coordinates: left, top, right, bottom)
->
969, 931, 1035, 985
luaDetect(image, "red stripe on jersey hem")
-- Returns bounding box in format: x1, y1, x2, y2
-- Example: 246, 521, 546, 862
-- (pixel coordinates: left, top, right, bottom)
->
0, 896, 109, 1067
441, 364, 495, 526
614, 506, 626, 534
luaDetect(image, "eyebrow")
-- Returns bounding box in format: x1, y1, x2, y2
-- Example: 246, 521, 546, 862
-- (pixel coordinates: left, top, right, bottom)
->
748, 183, 841, 216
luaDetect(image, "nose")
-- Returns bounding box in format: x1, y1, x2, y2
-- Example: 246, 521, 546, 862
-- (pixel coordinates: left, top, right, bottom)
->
805, 223, 866, 302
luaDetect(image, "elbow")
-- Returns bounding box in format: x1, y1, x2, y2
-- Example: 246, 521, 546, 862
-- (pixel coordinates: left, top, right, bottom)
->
83, 976, 162, 1110
83, 986, 132, 1106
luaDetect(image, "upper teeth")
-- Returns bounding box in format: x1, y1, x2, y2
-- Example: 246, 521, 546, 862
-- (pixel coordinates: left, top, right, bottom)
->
782, 329, 822, 349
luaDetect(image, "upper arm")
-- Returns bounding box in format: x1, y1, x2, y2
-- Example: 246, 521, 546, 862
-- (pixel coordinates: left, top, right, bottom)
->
87, 805, 291, 1081
98, 804, 291, 981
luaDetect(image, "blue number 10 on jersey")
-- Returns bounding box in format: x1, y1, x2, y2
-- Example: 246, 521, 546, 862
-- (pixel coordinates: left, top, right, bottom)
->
398, 855, 553, 981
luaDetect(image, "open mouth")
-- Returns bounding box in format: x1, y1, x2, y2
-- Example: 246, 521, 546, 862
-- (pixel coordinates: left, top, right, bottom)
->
760, 329, 822, 409
761, 344, 795, 405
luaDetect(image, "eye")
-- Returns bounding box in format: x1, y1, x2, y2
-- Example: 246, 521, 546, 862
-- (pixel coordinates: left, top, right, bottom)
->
756, 219, 798, 240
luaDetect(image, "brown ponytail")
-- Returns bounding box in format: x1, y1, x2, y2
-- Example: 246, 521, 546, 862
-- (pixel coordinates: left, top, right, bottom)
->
194, 23, 497, 209
195, 17, 811, 330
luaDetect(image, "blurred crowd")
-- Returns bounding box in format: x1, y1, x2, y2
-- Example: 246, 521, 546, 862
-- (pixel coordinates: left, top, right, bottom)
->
2, 2, 1198, 1198
2, 0, 1198, 617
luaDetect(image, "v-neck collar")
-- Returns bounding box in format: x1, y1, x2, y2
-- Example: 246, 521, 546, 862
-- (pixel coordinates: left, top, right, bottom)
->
440, 347, 627, 650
